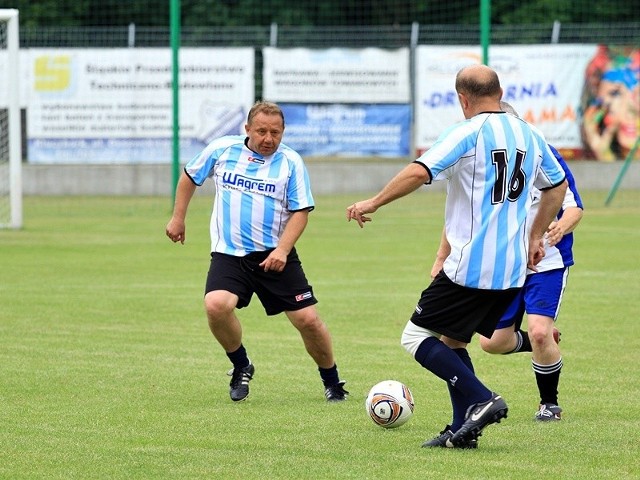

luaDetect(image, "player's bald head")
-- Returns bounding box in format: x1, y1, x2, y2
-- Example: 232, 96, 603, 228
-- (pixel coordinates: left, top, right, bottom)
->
455, 65, 502, 100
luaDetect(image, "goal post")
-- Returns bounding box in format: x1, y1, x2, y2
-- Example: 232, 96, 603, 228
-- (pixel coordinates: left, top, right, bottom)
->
0, 9, 21, 229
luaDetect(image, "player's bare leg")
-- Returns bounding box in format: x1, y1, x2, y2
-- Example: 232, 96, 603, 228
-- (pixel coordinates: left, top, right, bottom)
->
528, 313, 563, 420
205, 290, 254, 402
286, 305, 347, 401
205, 290, 243, 351
286, 305, 335, 368
528, 314, 560, 365
478, 327, 518, 354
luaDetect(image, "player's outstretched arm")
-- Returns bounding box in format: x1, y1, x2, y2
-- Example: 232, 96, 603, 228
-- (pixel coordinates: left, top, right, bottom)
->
347, 163, 430, 228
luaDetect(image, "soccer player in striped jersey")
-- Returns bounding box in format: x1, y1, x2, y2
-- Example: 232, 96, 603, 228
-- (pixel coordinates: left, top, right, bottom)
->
166, 101, 347, 403
347, 65, 568, 448
434, 145, 583, 423
434, 103, 584, 423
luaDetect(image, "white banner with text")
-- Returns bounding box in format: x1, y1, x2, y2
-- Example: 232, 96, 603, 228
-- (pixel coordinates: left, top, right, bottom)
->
25, 48, 254, 164
263, 47, 410, 103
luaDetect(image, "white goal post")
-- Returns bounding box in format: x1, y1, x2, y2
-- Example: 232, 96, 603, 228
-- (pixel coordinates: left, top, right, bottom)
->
0, 9, 21, 229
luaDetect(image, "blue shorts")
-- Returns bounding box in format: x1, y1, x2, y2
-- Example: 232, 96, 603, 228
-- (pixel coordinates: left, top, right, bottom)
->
495, 268, 569, 330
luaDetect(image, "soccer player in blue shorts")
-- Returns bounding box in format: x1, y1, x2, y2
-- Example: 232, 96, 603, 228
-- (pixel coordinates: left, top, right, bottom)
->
347, 65, 568, 448
166, 101, 347, 403
475, 104, 584, 421
480, 103, 583, 421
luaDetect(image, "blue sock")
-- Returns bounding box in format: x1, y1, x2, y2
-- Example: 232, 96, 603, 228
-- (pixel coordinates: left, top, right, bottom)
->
226, 344, 250, 369
414, 337, 491, 415
448, 348, 475, 431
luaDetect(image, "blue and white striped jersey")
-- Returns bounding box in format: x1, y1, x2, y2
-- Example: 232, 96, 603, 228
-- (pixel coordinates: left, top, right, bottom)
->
416, 112, 566, 290
529, 145, 583, 274
184, 135, 314, 256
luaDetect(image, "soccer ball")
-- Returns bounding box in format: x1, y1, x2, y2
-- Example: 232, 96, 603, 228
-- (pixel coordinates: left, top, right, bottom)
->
365, 380, 414, 428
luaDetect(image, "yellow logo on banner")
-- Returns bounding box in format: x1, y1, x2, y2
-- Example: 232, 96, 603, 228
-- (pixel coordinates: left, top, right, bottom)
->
34, 56, 71, 91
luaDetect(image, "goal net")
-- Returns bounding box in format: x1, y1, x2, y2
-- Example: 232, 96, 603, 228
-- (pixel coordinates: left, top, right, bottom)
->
0, 9, 21, 229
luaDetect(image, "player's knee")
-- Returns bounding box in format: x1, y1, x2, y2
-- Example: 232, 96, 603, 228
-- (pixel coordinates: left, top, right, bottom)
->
401, 321, 436, 357
528, 326, 549, 347
527, 315, 555, 346
400, 332, 418, 356
204, 291, 235, 318
481, 326, 520, 354
478, 335, 494, 353
299, 315, 324, 333
288, 307, 324, 332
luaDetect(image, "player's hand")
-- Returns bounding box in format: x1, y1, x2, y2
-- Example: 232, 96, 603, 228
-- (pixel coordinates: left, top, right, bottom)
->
259, 247, 287, 272
527, 237, 545, 272
346, 200, 376, 228
166, 218, 186, 244
545, 220, 565, 247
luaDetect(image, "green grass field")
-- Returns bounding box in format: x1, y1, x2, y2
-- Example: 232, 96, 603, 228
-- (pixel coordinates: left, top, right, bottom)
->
1, 190, 639, 479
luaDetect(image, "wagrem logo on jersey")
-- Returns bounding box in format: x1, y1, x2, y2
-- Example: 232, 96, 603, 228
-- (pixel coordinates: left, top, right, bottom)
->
221, 172, 276, 194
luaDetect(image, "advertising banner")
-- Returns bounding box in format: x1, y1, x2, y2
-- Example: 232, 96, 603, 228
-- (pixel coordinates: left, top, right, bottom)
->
414, 45, 599, 158
280, 103, 410, 157
26, 48, 254, 164
263, 47, 410, 103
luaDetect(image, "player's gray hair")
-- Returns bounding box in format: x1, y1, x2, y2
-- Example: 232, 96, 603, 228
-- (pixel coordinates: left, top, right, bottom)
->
247, 101, 285, 127
500, 101, 520, 117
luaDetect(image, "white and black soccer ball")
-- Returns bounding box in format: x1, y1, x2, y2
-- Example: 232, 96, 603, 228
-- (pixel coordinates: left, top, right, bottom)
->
365, 380, 414, 428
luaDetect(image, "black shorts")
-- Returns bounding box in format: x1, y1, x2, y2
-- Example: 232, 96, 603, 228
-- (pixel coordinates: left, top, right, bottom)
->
410, 271, 521, 343
205, 248, 318, 316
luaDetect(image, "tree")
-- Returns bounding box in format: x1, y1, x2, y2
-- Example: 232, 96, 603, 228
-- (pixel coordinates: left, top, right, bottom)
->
5, 0, 639, 27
